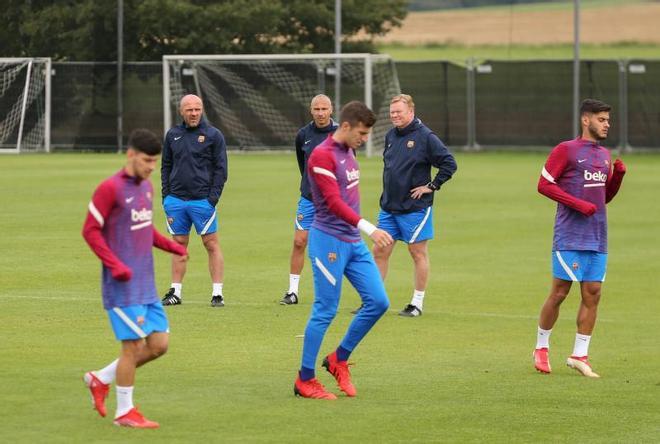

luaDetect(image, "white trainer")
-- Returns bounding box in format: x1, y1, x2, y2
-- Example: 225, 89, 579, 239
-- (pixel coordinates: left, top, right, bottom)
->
566, 356, 600, 378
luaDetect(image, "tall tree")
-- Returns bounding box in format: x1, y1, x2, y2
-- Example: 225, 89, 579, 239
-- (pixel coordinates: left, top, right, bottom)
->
0, 0, 407, 61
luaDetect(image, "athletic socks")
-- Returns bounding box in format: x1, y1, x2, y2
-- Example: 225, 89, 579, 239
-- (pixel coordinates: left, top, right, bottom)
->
336, 346, 351, 362
299, 367, 315, 381
536, 327, 552, 349
115, 385, 134, 418
572, 333, 591, 357
95, 359, 118, 385
212, 283, 223, 296
411, 290, 425, 310
288, 274, 301, 295
171, 283, 182, 297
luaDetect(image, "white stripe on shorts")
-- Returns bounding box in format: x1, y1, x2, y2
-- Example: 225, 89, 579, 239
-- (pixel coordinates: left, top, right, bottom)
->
555, 251, 578, 282
200, 210, 217, 235
409, 207, 432, 243
314, 257, 337, 286
112, 307, 147, 338
165, 218, 174, 235
295, 216, 304, 230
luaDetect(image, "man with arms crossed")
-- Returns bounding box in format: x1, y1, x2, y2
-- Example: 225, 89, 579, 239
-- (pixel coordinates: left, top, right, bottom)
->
161, 94, 228, 307
360, 94, 456, 317
82, 129, 188, 428
534, 99, 626, 377
294, 101, 393, 399
281, 94, 337, 305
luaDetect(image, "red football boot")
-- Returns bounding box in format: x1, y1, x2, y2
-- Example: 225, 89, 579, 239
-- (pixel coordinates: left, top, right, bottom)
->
83, 372, 110, 417
113, 407, 160, 429
533, 348, 551, 374
294, 377, 337, 400
322, 352, 357, 397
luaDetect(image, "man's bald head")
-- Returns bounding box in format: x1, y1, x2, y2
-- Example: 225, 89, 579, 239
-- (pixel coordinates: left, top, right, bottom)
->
310, 94, 333, 129
179, 94, 203, 128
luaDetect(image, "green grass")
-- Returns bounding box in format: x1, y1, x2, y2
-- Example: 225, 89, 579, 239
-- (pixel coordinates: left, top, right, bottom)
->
1, 152, 659, 442
378, 42, 660, 61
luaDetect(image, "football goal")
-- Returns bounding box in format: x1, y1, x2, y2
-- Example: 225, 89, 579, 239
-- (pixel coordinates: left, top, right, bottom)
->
0, 58, 51, 153
163, 54, 400, 156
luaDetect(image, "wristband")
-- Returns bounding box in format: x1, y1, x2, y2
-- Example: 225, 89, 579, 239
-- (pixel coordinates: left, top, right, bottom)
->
357, 219, 377, 236
426, 181, 439, 191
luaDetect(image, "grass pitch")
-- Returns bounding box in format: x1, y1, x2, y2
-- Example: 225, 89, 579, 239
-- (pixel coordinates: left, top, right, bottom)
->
1, 152, 659, 443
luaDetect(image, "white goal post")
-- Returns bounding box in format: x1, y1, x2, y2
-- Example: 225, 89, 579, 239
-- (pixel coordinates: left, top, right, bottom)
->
162, 54, 400, 157
0, 58, 51, 153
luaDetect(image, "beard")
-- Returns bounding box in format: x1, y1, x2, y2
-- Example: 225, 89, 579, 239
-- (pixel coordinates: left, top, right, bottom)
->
588, 123, 607, 141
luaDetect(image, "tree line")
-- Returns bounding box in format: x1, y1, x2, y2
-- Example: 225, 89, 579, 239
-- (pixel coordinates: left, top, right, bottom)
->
1, 0, 407, 61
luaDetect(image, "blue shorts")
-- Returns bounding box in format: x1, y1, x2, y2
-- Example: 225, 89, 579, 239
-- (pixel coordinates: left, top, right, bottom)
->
164, 195, 217, 236
107, 302, 169, 341
377, 207, 434, 244
552, 250, 608, 282
294, 197, 315, 231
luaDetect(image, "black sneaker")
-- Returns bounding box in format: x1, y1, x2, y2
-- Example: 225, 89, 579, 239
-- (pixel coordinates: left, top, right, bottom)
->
350, 304, 363, 314
162, 288, 181, 306
211, 295, 225, 307
398, 304, 422, 317
280, 292, 298, 305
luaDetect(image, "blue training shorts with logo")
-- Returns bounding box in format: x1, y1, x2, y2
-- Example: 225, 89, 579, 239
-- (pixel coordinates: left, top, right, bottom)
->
552, 250, 608, 282
164, 195, 217, 235
107, 302, 169, 341
377, 207, 434, 244
294, 196, 315, 231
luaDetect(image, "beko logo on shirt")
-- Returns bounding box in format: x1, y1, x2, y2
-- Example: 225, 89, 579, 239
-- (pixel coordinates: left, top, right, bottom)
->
584, 170, 607, 182
346, 168, 360, 181
131, 208, 153, 222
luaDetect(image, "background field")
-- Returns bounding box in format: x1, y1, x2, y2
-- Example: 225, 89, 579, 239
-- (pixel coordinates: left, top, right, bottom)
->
376, 0, 660, 60
1, 152, 659, 442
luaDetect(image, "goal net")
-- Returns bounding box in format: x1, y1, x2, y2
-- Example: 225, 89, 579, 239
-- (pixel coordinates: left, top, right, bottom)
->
163, 54, 400, 156
0, 58, 51, 153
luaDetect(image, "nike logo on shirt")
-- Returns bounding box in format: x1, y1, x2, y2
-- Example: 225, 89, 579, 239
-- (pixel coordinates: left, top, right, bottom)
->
578, 159, 587, 163
304, 140, 312, 144
125, 196, 135, 204
174, 136, 182, 140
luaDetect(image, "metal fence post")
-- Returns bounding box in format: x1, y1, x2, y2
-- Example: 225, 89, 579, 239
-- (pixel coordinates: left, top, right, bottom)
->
466, 57, 477, 150
617, 59, 630, 154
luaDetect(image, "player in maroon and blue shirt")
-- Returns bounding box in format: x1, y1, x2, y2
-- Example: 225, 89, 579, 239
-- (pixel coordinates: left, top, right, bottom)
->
293, 101, 394, 399
82, 129, 188, 428
533, 99, 626, 378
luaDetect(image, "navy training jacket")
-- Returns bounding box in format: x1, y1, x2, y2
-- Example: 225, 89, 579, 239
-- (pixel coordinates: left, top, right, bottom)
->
161, 120, 228, 206
379, 118, 457, 214
295, 120, 337, 201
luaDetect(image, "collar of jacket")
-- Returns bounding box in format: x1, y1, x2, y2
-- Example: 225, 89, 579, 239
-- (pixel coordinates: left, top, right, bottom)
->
395, 117, 421, 136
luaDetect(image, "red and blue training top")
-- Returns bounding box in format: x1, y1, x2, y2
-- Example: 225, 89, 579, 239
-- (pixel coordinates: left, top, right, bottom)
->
82, 169, 185, 309
307, 135, 363, 243
538, 138, 624, 253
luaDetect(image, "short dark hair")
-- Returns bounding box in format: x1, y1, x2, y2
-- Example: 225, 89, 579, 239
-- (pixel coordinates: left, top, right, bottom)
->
339, 101, 376, 128
127, 129, 162, 155
580, 99, 611, 116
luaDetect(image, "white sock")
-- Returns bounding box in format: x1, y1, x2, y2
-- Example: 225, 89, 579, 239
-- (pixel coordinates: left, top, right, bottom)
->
288, 274, 301, 294
171, 283, 182, 297
536, 327, 552, 349
411, 290, 425, 310
572, 333, 591, 357
95, 359, 118, 384
213, 283, 223, 296
115, 385, 134, 418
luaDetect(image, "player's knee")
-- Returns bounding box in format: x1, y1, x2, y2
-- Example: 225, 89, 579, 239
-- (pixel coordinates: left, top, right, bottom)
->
371, 295, 390, 315
293, 236, 307, 250
549, 290, 569, 305
151, 342, 168, 358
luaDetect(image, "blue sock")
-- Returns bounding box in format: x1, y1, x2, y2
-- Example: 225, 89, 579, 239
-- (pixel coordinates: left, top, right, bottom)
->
299, 367, 315, 381
336, 346, 351, 362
